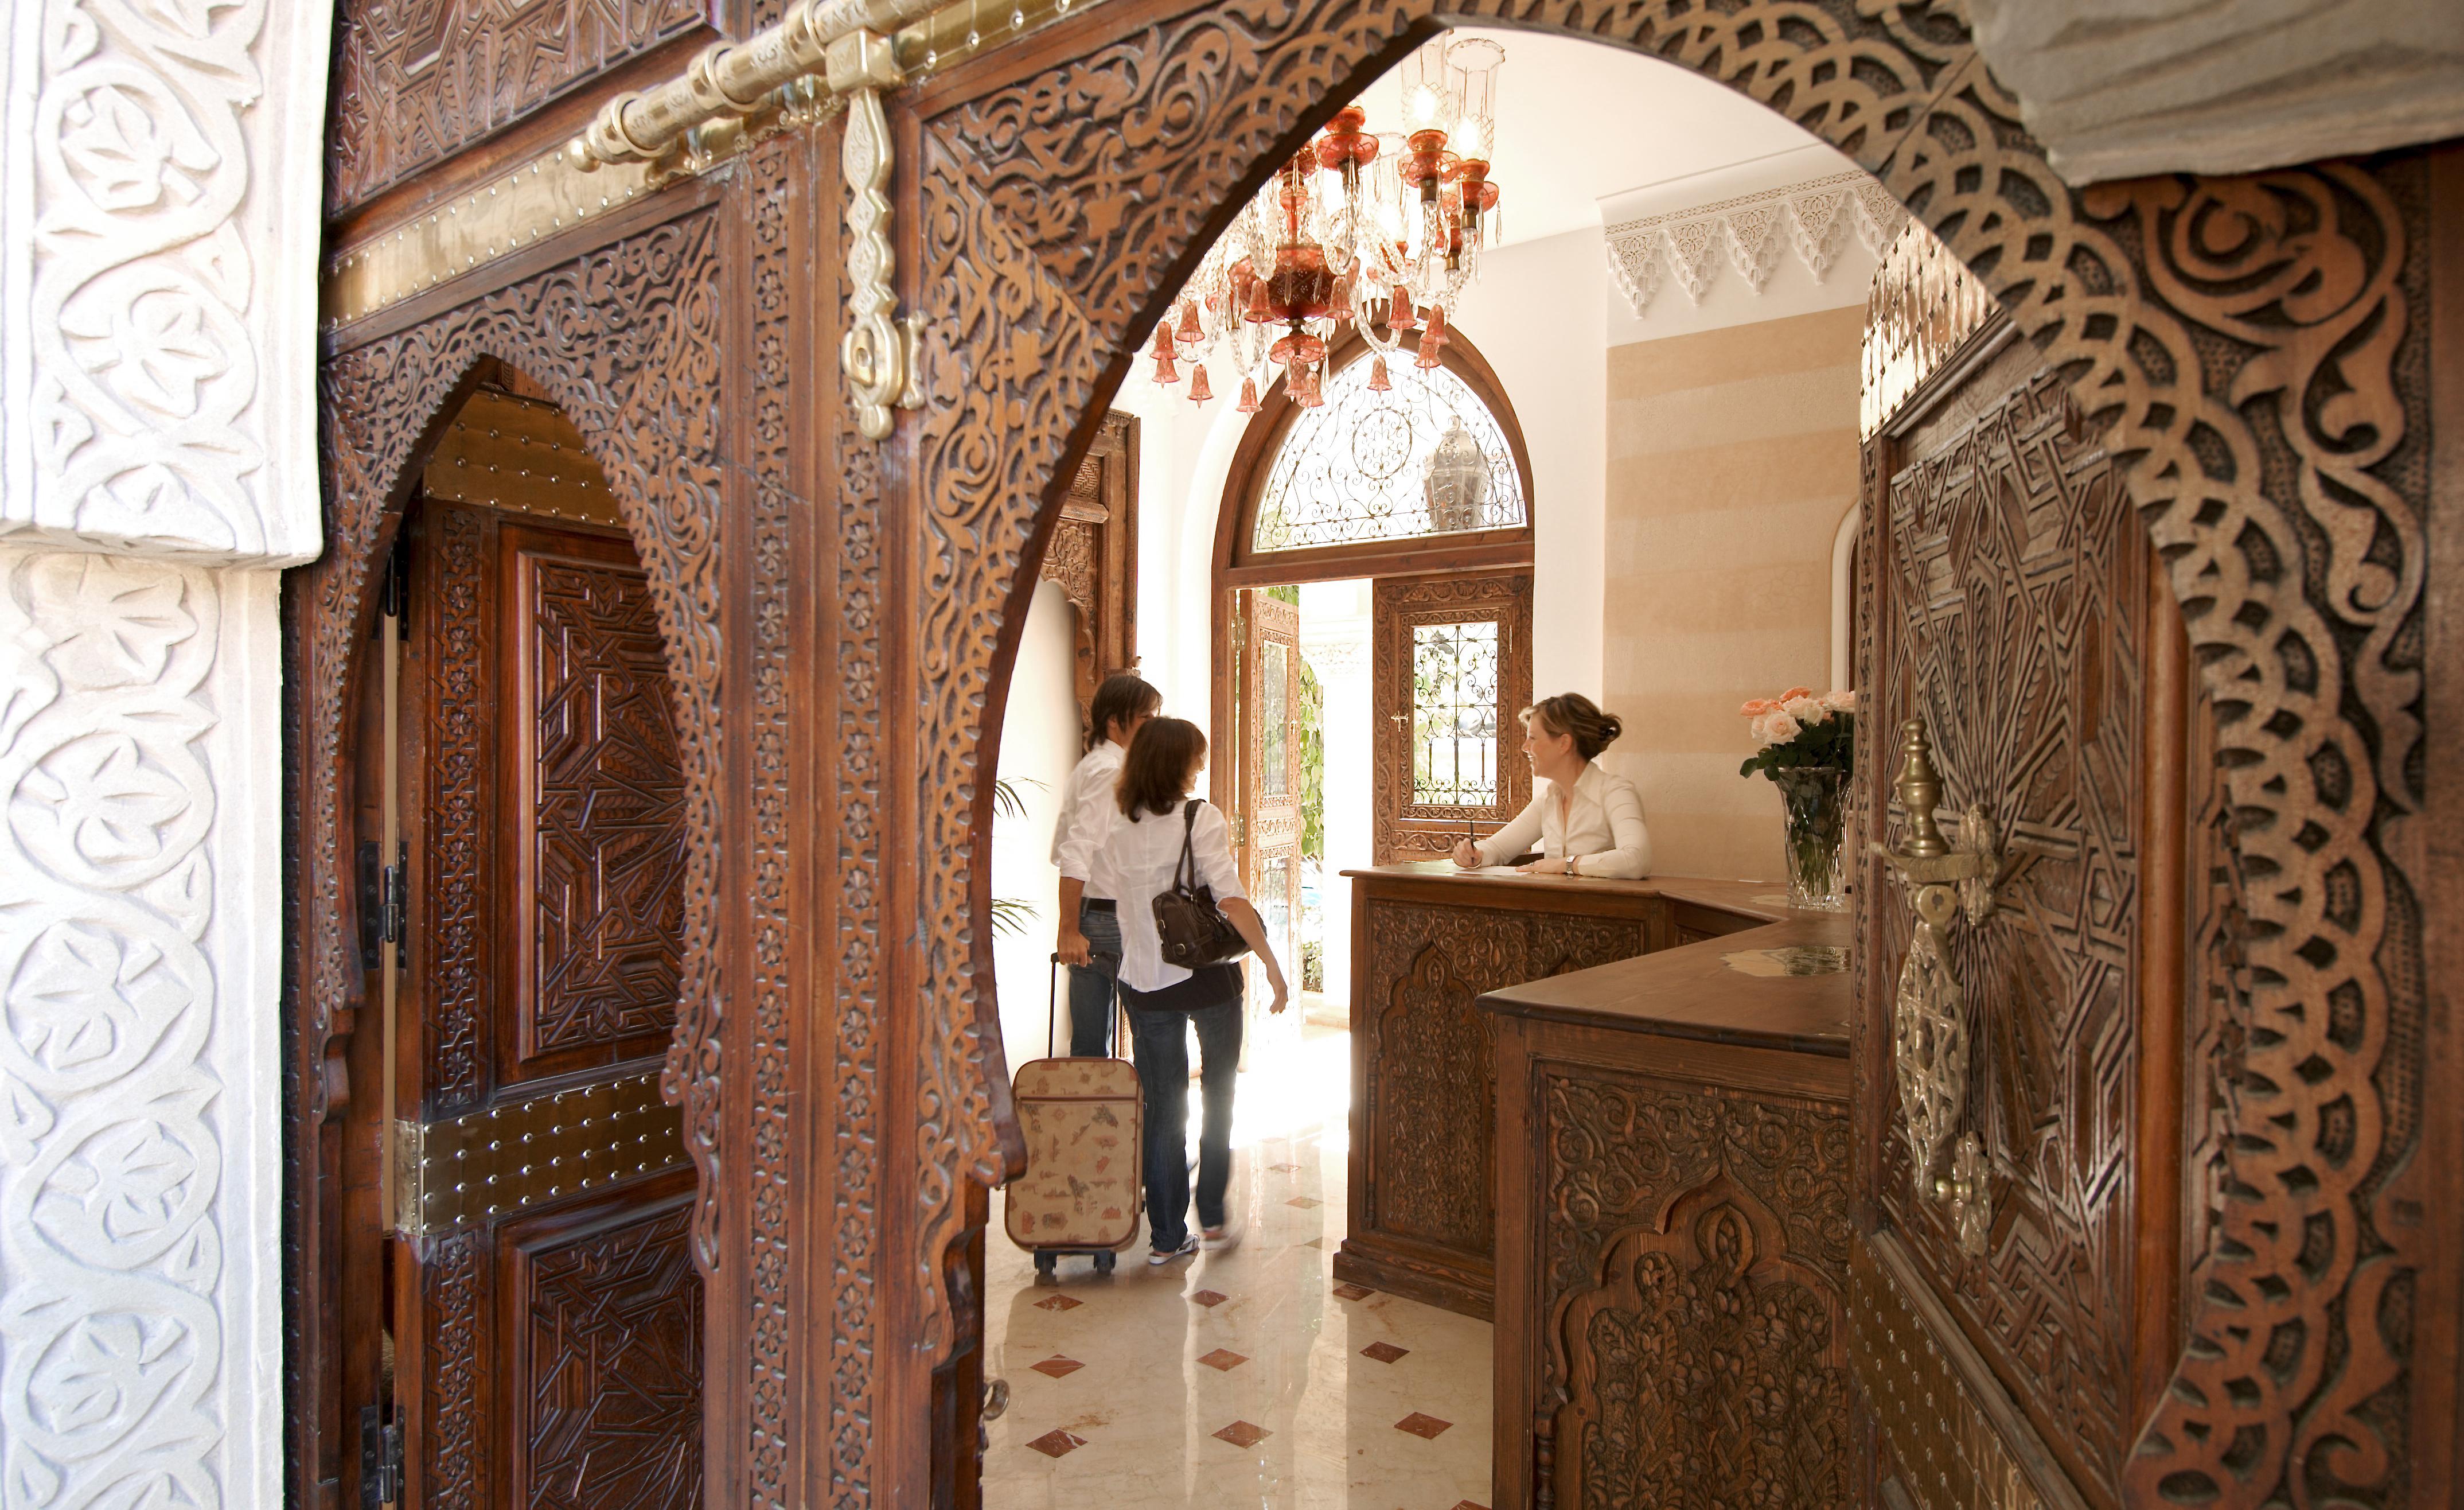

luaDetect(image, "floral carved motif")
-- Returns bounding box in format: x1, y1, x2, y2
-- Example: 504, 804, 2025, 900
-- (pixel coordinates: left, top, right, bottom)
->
919, 4, 2430, 1500
306, 204, 728, 1323
1543, 1074, 1853, 1510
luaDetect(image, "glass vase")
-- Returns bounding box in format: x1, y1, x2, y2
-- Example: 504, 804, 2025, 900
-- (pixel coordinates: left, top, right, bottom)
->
1771, 766, 1849, 912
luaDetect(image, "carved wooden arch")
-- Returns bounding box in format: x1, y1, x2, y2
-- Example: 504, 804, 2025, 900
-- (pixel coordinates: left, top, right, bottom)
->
289, 202, 731, 1501
1212, 322, 1539, 585
909, 5, 2429, 1505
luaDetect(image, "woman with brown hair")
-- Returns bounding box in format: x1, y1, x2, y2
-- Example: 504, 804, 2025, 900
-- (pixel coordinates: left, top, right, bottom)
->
1060, 717, 1289, 1263
1452, 692, 1654, 878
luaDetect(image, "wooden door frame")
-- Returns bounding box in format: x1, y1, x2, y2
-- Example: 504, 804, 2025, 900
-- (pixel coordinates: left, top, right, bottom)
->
932, 9, 2440, 1507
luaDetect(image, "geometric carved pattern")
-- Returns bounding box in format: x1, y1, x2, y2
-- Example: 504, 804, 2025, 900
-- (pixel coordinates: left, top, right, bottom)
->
919, 8, 2427, 1503
527, 554, 685, 1057
1872, 362, 2143, 1497
1350, 900, 1645, 1303
520, 1199, 704, 1510
424, 1231, 486, 1510
326, 0, 709, 211
1543, 1073, 1853, 1510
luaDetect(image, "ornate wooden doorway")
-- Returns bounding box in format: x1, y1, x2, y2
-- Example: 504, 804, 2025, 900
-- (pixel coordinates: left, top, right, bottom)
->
340, 385, 701, 1510
1370, 571, 1533, 863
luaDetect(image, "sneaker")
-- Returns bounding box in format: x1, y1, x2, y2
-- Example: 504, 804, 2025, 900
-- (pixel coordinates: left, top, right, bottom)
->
1147, 1235, 1198, 1266
1200, 1226, 1239, 1252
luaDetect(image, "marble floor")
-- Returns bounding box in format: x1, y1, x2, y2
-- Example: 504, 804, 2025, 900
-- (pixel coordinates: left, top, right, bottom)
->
984, 1025, 1494, 1509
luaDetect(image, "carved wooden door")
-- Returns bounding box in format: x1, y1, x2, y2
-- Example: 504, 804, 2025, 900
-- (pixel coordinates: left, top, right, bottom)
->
1037, 410, 1141, 725
1371, 572, 1533, 863
391, 493, 701, 1510
1238, 587, 1304, 1013
1853, 318, 2213, 1509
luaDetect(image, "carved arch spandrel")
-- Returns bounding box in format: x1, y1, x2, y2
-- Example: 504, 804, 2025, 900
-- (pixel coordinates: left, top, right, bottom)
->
303, 207, 730, 1282
913, 3, 2428, 1504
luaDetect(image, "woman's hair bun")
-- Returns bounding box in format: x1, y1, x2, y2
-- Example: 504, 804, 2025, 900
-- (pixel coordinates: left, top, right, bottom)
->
1525, 693, 1624, 761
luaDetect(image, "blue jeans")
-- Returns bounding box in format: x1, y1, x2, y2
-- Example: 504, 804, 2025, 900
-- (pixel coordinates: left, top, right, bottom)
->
1066, 902, 1121, 1057
1126, 998, 1242, 1251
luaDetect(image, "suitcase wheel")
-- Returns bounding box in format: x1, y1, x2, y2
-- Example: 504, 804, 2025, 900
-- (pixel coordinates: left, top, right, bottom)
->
1094, 1250, 1117, 1275
1034, 1252, 1058, 1281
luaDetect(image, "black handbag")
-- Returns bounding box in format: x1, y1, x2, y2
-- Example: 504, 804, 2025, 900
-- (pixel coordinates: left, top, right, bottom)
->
1151, 800, 1251, 969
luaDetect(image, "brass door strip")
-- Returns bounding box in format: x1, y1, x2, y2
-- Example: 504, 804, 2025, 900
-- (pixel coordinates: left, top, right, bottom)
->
393, 1070, 685, 1237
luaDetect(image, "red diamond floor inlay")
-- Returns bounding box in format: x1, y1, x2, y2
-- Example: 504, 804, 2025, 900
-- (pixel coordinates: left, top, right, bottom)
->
1197, 1348, 1247, 1371
1286, 1196, 1324, 1208
1395, 1412, 1453, 1439
1298, 1236, 1324, 1248
1332, 1282, 1373, 1301
1028, 1355, 1083, 1379
1360, 1340, 1410, 1364
1033, 1294, 1083, 1312
1189, 1289, 1229, 1307
1024, 1428, 1086, 1458
1212, 1420, 1271, 1447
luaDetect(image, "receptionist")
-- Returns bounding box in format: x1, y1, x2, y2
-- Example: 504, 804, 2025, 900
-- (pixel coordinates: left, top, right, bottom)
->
1451, 692, 1653, 879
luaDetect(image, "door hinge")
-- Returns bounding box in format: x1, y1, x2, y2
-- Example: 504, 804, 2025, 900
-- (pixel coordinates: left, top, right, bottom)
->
357, 840, 408, 971
358, 1403, 401, 1509
1230, 815, 1246, 845
392, 1119, 426, 1238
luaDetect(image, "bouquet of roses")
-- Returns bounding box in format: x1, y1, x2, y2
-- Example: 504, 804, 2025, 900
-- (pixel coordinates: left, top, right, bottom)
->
1738, 687, 1857, 780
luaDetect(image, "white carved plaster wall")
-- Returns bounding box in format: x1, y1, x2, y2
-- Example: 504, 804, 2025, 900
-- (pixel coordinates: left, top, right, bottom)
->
1597, 146, 1898, 346
1, 2, 330, 1508
1967, 0, 2464, 184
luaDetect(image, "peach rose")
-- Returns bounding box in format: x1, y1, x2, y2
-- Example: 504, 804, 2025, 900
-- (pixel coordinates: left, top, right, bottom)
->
1782, 695, 1825, 723
1821, 689, 1858, 713
1757, 710, 1802, 744
1779, 686, 1814, 703
1740, 698, 1780, 717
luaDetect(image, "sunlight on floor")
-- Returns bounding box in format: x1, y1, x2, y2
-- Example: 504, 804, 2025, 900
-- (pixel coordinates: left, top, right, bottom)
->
985, 1023, 1495, 1510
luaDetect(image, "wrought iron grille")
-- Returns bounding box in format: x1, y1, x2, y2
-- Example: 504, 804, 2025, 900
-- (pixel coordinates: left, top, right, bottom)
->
1252, 355, 1525, 552
1412, 621, 1500, 806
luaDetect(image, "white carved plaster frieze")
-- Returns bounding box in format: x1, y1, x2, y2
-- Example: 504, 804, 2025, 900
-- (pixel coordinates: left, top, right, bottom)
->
1968, 0, 2464, 184
1601, 170, 1908, 320
3, 0, 327, 563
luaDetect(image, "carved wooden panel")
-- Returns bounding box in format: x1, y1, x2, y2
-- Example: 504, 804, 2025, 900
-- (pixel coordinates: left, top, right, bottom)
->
423, 500, 494, 1113
327, 0, 714, 211
1867, 357, 2147, 1499
1370, 571, 1534, 862
520, 539, 686, 1067
1037, 410, 1140, 719
1338, 892, 1646, 1315
1542, 1072, 1852, 1510
513, 1190, 704, 1510
917, 14, 2429, 1502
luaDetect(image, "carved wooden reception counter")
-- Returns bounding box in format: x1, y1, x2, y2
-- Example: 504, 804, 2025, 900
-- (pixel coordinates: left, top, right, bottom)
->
1333, 865, 1783, 1318
1481, 910, 1853, 1510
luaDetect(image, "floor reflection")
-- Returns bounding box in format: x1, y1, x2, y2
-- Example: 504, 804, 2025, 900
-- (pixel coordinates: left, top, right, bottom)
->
984, 1024, 1495, 1508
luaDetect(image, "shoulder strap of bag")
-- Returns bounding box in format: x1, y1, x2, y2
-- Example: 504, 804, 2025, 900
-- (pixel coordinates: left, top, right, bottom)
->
1177, 799, 1203, 893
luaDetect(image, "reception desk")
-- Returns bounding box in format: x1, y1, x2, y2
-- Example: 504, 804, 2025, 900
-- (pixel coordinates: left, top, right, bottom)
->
1482, 909, 1853, 1510
1333, 865, 1784, 1318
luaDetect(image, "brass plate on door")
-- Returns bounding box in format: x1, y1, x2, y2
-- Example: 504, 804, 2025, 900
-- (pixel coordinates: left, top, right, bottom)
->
395, 1069, 684, 1237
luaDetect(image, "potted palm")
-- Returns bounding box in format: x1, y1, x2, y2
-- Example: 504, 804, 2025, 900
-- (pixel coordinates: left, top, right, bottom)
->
1738, 687, 1856, 910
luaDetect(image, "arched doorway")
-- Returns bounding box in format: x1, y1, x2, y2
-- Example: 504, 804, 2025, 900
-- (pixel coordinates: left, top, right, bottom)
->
935, 9, 2419, 1508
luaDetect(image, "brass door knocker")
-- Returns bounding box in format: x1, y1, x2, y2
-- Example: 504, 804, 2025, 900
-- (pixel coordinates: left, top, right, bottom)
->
1871, 717, 1999, 1256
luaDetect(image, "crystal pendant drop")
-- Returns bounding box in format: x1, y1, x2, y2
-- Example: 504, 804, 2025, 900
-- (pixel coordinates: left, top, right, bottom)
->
1187, 363, 1213, 403
1369, 356, 1391, 392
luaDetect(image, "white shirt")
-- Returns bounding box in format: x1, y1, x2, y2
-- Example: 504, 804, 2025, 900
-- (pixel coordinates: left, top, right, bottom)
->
1051, 742, 1125, 898
1082, 799, 1248, 993
1473, 762, 1653, 878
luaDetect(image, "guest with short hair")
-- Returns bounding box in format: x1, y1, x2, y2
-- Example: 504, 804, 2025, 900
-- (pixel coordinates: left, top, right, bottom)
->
1050, 673, 1161, 1056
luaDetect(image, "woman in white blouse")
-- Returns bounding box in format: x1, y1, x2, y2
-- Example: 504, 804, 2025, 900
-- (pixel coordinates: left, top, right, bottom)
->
1058, 718, 1289, 1264
1452, 693, 1654, 878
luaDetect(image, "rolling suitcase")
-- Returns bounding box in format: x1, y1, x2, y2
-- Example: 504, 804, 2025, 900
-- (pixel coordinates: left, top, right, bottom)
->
1003, 959, 1142, 1277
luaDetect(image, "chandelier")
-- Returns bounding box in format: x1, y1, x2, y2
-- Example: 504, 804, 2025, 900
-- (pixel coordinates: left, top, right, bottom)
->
1140, 34, 1504, 411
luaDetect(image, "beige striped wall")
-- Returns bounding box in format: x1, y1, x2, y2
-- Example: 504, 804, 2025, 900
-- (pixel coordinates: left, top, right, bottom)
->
1596, 304, 1862, 884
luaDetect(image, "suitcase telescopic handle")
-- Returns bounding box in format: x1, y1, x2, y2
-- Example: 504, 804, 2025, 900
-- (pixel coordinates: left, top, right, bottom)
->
1048, 952, 1062, 1060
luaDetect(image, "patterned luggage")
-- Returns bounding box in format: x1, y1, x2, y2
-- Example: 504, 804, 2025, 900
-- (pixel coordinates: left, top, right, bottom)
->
1003, 962, 1142, 1276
